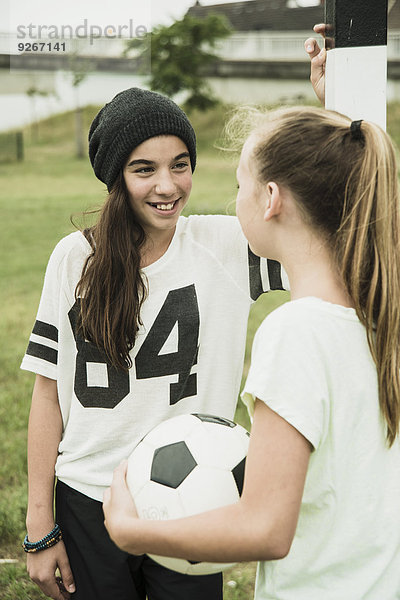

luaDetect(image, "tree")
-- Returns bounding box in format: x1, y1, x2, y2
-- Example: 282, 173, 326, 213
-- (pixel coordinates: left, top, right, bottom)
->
26, 86, 52, 142
125, 14, 231, 112
68, 50, 91, 159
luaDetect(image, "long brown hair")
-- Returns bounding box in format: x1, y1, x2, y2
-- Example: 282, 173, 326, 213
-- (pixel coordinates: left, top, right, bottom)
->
75, 171, 148, 370
230, 105, 400, 446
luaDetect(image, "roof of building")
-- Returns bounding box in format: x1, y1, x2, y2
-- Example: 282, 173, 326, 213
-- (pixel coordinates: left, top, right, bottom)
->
390, 0, 400, 28
187, 0, 400, 32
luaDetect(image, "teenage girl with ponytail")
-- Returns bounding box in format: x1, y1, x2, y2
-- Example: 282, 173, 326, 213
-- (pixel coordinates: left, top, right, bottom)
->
21, 89, 286, 600
104, 105, 400, 600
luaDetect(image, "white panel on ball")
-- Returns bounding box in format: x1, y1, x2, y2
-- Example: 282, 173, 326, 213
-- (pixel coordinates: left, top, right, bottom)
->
178, 467, 240, 515
187, 422, 249, 469
143, 414, 198, 448
147, 553, 236, 576
125, 441, 153, 496
134, 480, 186, 521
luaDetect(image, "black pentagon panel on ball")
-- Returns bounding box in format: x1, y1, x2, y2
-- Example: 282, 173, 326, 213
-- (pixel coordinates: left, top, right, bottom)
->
151, 441, 197, 489
193, 414, 236, 428
232, 457, 246, 496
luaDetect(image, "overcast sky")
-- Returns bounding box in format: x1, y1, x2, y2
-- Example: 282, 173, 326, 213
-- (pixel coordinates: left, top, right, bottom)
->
2, 0, 320, 32
3, 0, 248, 32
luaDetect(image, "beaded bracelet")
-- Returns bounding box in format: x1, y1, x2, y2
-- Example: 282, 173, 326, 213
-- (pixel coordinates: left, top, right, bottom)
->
22, 524, 62, 553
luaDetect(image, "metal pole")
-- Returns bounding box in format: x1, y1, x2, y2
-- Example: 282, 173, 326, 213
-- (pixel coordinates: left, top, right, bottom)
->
16, 131, 24, 162
324, 0, 388, 130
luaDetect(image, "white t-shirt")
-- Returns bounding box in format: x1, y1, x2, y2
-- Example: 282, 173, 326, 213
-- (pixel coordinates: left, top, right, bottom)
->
21, 215, 287, 501
242, 297, 400, 600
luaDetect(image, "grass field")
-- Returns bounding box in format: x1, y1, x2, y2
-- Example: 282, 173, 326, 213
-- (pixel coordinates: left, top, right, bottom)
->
2, 101, 400, 599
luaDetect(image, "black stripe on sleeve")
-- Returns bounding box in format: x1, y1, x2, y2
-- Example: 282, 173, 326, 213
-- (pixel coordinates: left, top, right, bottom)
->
248, 247, 263, 301
26, 341, 58, 365
32, 320, 58, 342
267, 259, 284, 291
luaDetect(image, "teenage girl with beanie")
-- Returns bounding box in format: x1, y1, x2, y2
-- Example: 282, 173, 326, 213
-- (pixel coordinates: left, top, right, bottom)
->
21, 88, 286, 600
103, 105, 400, 600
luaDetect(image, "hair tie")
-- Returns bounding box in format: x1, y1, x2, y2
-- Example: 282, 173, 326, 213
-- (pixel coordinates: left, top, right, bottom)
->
350, 120, 363, 141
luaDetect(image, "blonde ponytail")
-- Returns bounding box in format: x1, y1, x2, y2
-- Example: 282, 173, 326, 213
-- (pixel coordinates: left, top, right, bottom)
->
230, 105, 400, 446
336, 120, 400, 445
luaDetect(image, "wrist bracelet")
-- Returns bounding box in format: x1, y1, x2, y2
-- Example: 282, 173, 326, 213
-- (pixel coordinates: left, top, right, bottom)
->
22, 524, 62, 553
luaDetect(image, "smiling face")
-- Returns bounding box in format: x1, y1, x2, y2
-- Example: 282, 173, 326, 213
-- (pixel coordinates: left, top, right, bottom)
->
123, 135, 193, 239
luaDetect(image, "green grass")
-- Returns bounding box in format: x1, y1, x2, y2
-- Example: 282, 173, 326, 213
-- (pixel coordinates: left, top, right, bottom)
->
2, 102, 400, 599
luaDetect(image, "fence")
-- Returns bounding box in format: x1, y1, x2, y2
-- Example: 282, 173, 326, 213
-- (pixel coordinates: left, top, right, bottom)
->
214, 31, 400, 62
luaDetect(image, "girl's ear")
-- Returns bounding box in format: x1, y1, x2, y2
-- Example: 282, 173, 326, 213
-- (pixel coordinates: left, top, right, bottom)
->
264, 182, 282, 222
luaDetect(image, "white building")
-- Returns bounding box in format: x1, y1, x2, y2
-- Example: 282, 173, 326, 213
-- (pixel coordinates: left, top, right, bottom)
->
187, 0, 400, 63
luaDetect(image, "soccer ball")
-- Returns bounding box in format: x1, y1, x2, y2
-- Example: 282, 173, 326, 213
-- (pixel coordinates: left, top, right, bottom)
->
126, 413, 250, 575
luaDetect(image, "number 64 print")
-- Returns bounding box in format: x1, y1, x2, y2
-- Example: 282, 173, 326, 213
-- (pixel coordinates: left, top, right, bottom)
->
68, 285, 200, 409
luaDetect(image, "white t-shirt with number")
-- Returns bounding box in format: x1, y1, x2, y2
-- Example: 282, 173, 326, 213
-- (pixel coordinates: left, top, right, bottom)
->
21, 215, 287, 501
242, 297, 400, 600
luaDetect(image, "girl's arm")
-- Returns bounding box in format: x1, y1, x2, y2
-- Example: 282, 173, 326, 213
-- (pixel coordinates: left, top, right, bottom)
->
104, 400, 311, 563
26, 374, 75, 600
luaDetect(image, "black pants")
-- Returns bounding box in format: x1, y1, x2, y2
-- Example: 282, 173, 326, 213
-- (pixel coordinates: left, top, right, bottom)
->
55, 481, 223, 600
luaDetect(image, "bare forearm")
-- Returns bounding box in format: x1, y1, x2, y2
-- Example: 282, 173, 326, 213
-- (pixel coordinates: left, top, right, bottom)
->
116, 501, 288, 563
26, 375, 63, 540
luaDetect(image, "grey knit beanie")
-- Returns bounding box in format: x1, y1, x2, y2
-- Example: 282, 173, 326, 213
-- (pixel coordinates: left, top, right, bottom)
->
88, 88, 197, 191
